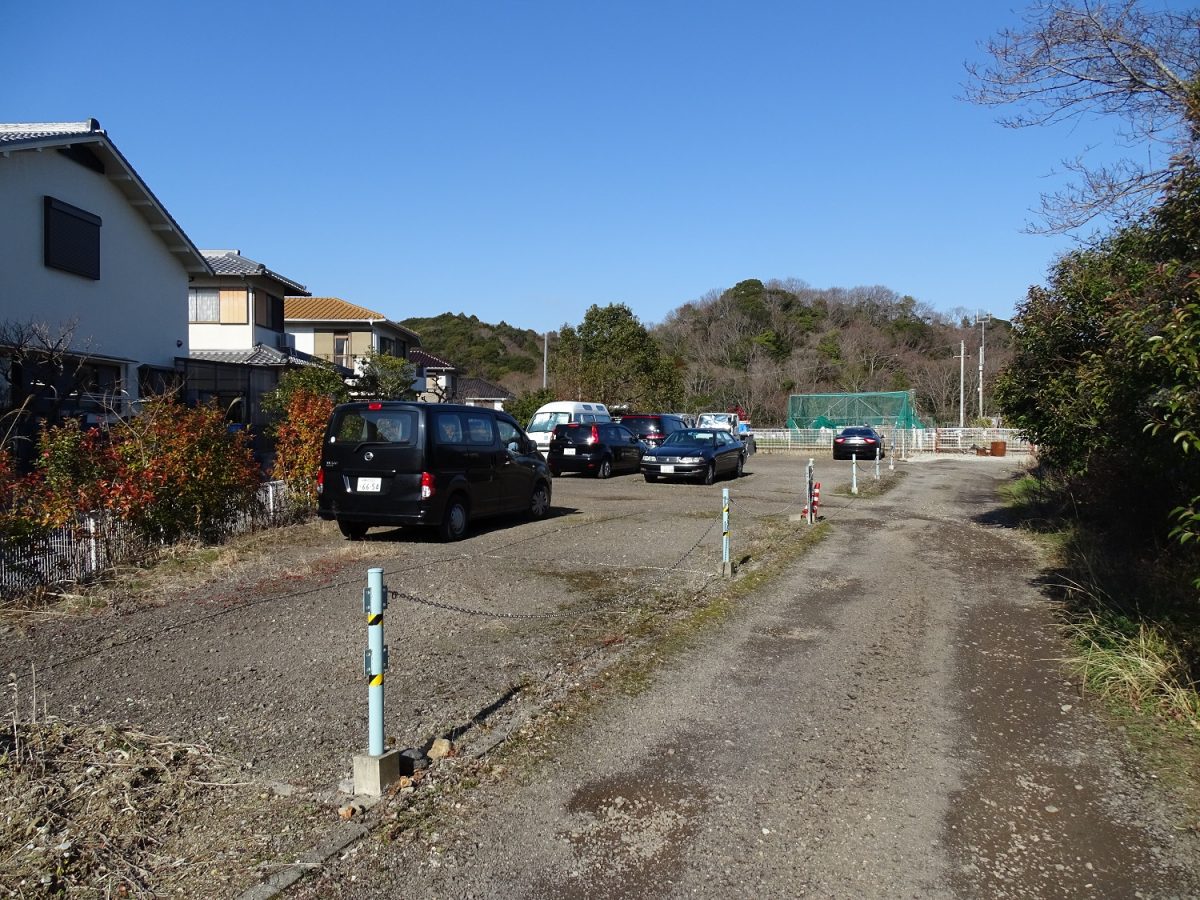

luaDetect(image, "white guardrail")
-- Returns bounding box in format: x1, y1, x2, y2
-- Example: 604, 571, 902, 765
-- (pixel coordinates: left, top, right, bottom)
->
752, 427, 1033, 455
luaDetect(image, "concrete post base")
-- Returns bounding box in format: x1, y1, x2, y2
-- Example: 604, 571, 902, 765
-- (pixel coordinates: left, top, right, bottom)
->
352, 748, 401, 797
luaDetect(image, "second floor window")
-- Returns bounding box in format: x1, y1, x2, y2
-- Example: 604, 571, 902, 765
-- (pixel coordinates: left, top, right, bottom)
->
189, 289, 248, 324
333, 334, 351, 369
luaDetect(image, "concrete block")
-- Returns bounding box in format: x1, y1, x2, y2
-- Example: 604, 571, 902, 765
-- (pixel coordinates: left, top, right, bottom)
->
352, 748, 401, 797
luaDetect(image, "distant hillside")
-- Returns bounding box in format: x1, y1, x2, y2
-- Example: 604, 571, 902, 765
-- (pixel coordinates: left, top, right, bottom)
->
400, 312, 545, 389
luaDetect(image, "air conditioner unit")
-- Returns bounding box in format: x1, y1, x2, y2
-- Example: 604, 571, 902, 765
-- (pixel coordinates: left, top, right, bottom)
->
276, 332, 296, 351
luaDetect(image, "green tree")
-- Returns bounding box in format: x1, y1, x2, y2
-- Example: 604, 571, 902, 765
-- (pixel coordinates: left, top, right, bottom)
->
550, 304, 681, 409
507, 387, 556, 428
355, 349, 417, 400
264, 363, 349, 417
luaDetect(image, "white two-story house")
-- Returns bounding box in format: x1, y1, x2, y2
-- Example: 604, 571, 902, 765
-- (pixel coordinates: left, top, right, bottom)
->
0, 119, 209, 440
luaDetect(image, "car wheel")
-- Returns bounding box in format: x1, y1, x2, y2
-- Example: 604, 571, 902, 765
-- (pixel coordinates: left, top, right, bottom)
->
549, 467, 561, 477
597, 457, 613, 479
438, 495, 469, 542
338, 520, 367, 541
703, 462, 716, 485
644, 472, 658, 483
528, 482, 551, 520
734, 454, 744, 478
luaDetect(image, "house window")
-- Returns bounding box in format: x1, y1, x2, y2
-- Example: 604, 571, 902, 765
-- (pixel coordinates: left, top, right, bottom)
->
189, 288, 220, 323
254, 291, 283, 330
378, 337, 396, 357
333, 334, 352, 369
189, 288, 250, 324
44, 196, 101, 280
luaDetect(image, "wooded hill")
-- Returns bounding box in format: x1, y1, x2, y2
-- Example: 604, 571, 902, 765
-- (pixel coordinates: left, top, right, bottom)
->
403, 281, 1012, 426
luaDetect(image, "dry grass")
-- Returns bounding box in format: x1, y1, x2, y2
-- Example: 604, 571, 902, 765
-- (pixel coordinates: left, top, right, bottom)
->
1, 692, 243, 897
1066, 612, 1200, 733
0, 519, 374, 624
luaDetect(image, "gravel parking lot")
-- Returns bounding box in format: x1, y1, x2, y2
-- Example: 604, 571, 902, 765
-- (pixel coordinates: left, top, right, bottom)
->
3, 453, 843, 894
21, 451, 1182, 900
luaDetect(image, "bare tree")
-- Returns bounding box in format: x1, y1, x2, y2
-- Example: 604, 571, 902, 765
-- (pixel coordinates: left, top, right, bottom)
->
965, 0, 1200, 232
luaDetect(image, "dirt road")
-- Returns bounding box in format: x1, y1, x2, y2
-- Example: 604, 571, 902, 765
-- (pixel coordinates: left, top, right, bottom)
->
5, 455, 1197, 897
291, 457, 1200, 898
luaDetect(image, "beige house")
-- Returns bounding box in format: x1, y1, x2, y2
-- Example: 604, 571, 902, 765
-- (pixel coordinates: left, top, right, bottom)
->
185, 251, 327, 435
284, 297, 420, 373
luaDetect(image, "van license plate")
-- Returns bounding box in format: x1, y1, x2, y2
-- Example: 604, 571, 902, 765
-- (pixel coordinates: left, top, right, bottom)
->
357, 477, 381, 492
563, 448, 575, 456
661, 464, 675, 473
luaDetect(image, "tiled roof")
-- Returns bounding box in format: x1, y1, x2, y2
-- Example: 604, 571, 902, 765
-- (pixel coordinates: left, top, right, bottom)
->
455, 377, 515, 401
410, 348, 455, 370
0, 119, 101, 145
201, 251, 307, 295
188, 343, 344, 371
284, 297, 422, 343
285, 296, 388, 321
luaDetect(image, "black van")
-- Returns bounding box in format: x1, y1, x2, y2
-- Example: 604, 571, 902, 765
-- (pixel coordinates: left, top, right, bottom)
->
317, 402, 552, 541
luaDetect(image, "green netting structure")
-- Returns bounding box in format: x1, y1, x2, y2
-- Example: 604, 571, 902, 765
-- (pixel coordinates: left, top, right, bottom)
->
787, 391, 927, 430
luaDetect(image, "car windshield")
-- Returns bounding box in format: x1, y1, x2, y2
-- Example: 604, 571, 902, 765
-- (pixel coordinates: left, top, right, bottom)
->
841, 428, 877, 437
661, 430, 717, 448
528, 411, 571, 434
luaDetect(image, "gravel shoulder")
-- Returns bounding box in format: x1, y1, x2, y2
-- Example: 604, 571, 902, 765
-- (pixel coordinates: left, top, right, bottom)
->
5, 454, 1197, 897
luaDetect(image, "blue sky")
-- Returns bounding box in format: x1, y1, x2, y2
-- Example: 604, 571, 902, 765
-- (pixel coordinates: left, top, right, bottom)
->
2, 1, 1150, 333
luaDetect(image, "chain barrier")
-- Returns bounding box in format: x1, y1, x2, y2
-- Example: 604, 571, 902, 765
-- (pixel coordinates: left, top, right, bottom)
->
17, 475, 791, 679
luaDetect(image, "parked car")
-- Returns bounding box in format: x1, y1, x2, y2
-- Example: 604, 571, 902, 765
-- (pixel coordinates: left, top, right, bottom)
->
526, 401, 613, 454
833, 425, 885, 460
317, 402, 552, 542
546, 422, 643, 478
697, 412, 739, 433
615, 413, 688, 448
641, 428, 746, 484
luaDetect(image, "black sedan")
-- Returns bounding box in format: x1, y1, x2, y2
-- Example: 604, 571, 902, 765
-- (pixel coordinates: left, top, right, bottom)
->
641, 429, 746, 484
833, 426, 885, 460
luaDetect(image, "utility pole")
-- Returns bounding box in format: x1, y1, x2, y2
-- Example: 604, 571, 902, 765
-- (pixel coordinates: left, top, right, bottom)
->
978, 314, 988, 421
956, 340, 966, 428
542, 331, 549, 389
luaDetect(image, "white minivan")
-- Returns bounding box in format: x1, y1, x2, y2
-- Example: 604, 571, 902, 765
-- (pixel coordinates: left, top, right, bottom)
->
526, 401, 613, 453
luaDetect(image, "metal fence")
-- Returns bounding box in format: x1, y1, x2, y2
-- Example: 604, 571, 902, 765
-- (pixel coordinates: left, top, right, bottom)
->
753, 427, 1033, 456
0, 480, 308, 600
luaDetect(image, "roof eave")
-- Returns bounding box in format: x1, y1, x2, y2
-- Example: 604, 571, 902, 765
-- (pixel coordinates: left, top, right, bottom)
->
3, 132, 213, 277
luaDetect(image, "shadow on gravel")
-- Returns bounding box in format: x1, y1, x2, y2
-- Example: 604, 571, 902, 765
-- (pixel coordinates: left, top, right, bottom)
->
353, 506, 584, 543
442, 684, 524, 746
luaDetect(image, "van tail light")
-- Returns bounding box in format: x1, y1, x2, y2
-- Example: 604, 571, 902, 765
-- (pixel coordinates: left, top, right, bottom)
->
589, 424, 600, 445
316, 467, 324, 495
420, 471, 435, 500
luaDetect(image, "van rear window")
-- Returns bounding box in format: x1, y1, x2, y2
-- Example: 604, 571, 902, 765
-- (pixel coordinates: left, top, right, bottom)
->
330, 409, 419, 446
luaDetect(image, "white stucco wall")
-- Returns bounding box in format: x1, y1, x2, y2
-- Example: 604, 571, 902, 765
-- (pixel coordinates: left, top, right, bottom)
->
189, 320, 251, 350
0, 146, 191, 392
286, 326, 316, 355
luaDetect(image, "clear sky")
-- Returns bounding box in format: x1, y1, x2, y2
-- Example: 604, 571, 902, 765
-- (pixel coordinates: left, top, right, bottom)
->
2, 1, 1150, 333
